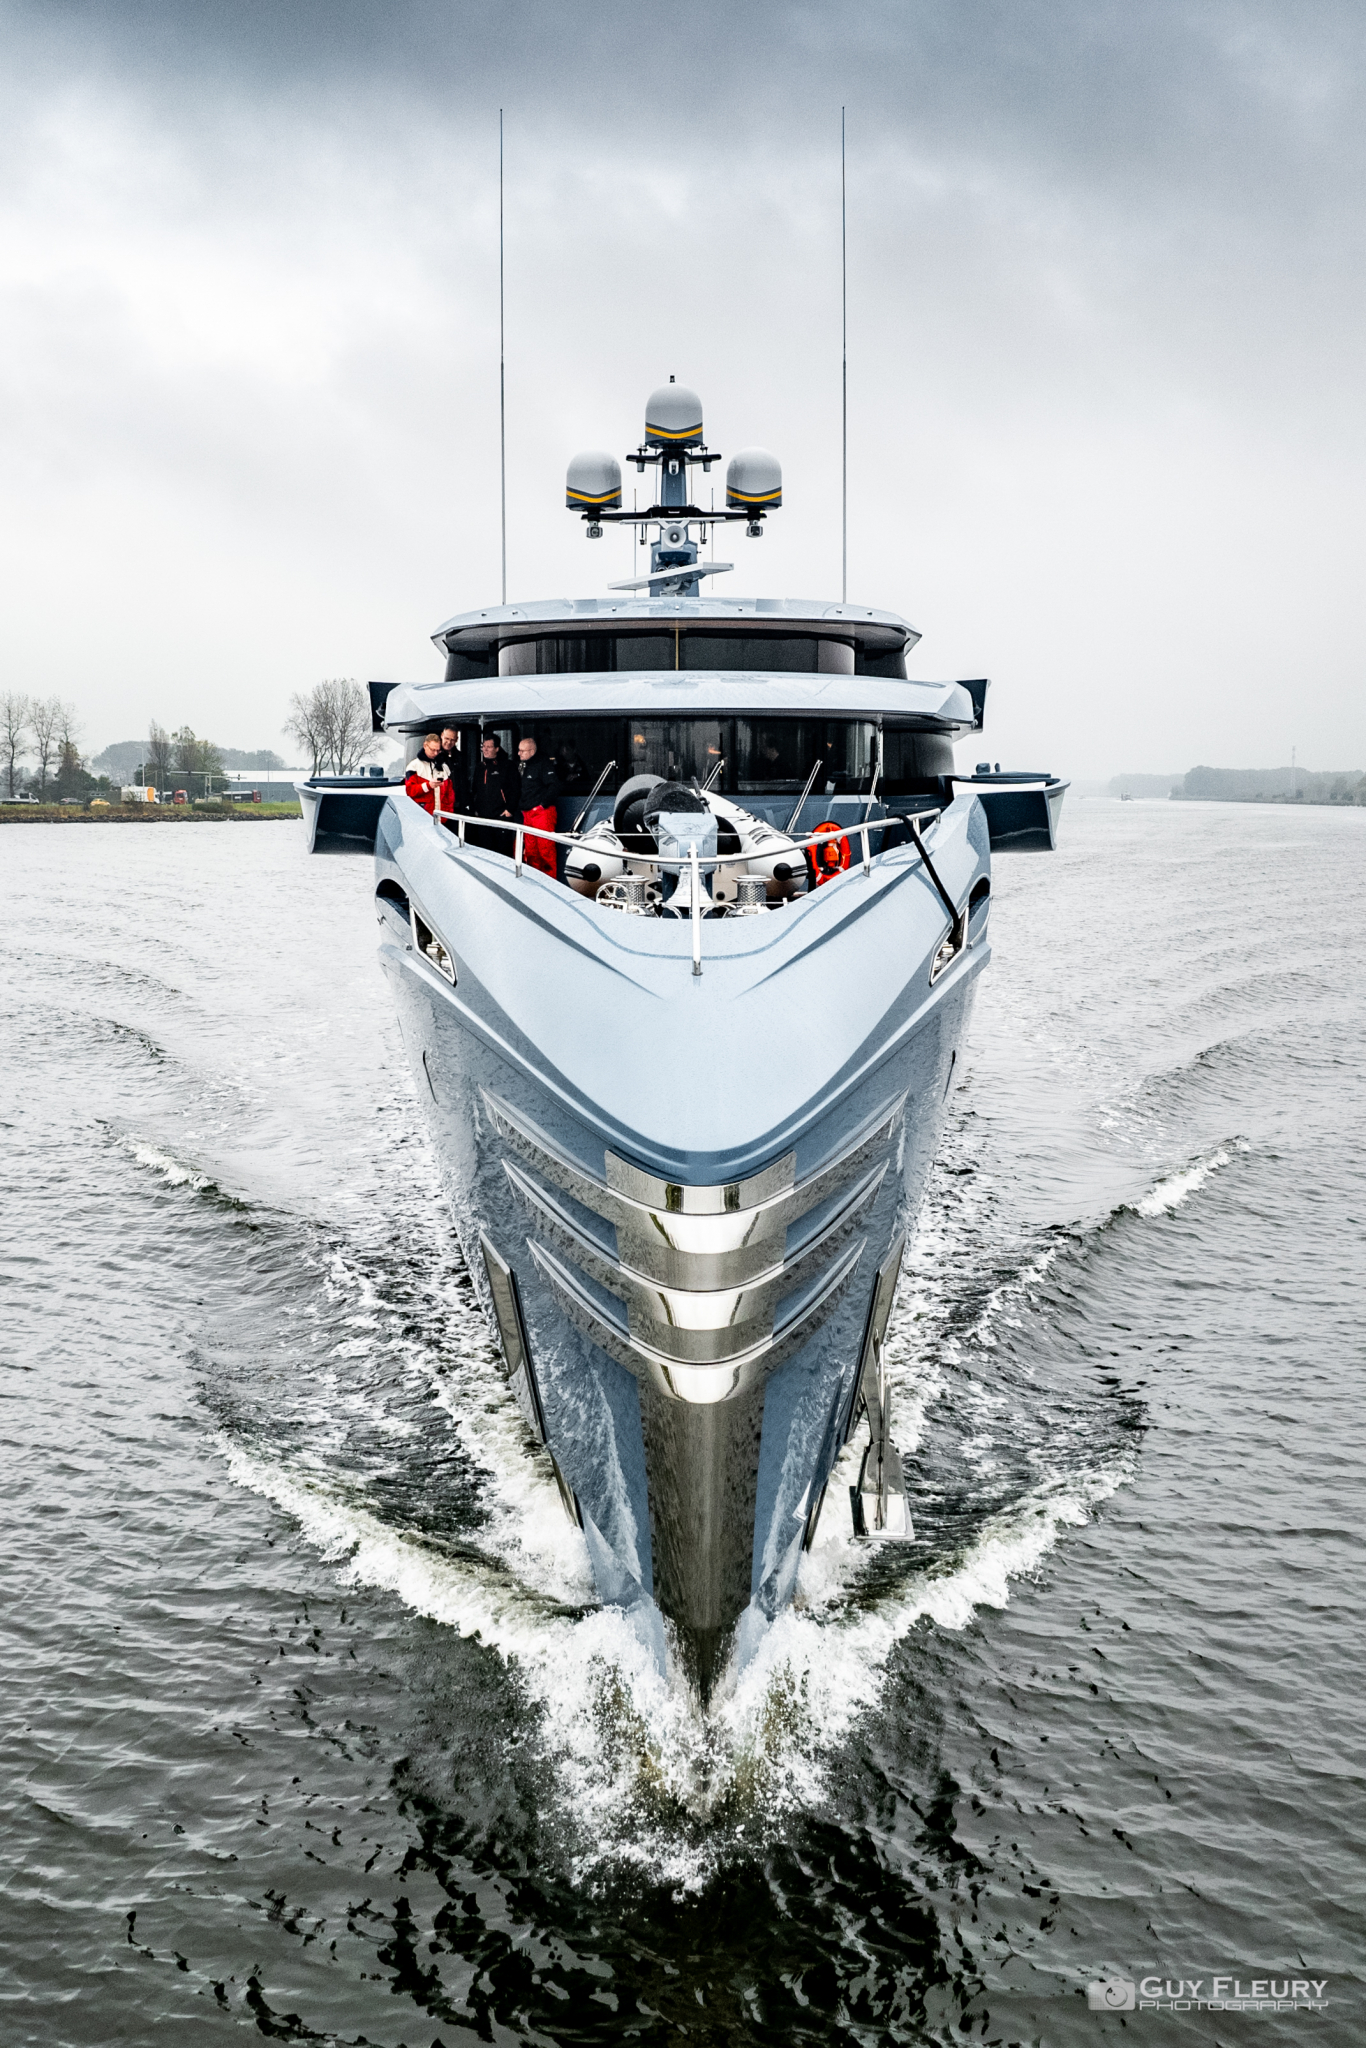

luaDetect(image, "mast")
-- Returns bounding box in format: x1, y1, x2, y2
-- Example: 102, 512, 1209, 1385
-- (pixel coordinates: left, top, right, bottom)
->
841, 105, 847, 606
499, 109, 507, 606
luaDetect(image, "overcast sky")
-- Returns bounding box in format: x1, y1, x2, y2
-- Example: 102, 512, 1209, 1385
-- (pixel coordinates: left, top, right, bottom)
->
2, 0, 1363, 775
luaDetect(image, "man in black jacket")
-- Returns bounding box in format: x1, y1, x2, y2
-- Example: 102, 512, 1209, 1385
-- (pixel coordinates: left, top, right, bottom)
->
471, 736, 518, 814
437, 725, 467, 813
469, 736, 519, 851
516, 736, 560, 879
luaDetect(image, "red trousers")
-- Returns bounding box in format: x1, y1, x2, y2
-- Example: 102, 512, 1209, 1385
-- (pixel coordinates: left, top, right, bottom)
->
522, 805, 557, 877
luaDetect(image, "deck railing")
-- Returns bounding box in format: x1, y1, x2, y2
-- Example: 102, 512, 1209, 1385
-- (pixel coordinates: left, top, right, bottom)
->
427, 803, 949, 977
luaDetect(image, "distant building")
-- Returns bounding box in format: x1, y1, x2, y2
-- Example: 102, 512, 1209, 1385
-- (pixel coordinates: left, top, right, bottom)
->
219, 768, 309, 804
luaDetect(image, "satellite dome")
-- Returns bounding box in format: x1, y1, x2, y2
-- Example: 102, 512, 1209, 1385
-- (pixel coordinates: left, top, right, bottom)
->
644, 378, 703, 447
566, 451, 622, 511
725, 447, 782, 511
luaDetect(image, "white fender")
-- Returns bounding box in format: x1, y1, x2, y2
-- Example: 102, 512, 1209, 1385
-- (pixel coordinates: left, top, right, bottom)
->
565, 821, 626, 897
706, 795, 808, 902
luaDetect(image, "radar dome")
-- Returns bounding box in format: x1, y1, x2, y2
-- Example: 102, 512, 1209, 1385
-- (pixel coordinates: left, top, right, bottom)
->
566, 451, 622, 512
726, 447, 782, 511
644, 379, 703, 446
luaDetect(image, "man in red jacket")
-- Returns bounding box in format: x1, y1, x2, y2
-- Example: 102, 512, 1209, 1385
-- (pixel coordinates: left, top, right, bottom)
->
404, 732, 454, 815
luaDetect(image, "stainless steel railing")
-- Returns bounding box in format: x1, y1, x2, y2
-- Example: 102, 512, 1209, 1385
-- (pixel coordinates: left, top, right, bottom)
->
425, 802, 949, 976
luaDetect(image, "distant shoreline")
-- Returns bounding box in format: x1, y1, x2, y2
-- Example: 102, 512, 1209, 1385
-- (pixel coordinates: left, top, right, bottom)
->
1123, 794, 1363, 808
1108, 767, 1364, 804
1105, 790, 1359, 806
0, 804, 301, 824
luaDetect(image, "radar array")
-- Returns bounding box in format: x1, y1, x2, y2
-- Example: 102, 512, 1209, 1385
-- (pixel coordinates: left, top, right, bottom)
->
566, 380, 783, 597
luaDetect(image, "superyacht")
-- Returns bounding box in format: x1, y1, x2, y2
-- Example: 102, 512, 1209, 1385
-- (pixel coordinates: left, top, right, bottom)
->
300, 380, 1066, 1691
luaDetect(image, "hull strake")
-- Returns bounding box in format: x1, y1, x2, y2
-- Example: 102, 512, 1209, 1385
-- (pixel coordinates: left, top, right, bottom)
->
378, 792, 989, 1686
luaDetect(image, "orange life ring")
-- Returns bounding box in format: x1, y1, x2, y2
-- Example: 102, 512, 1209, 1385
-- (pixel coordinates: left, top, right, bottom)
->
808, 820, 850, 884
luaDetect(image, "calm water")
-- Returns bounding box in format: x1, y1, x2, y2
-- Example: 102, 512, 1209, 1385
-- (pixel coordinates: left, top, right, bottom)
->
2, 801, 1363, 2046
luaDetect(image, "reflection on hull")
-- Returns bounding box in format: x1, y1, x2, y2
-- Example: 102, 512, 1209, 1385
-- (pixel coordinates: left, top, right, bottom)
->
641, 1380, 766, 1690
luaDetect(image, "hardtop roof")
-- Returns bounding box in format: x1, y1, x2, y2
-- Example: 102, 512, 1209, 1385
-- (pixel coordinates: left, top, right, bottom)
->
432, 594, 920, 649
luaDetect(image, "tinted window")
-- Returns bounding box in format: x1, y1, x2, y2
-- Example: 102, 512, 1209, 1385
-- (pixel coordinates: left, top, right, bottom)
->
493, 632, 856, 676
445, 646, 493, 682
879, 728, 954, 793
735, 719, 874, 792
430, 716, 943, 805
855, 645, 908, 680
526, 722, 619, 808
628, 719, 727, 787
500, 634, 618, 676
613, 636, 673, 671
681, 636, 851, 674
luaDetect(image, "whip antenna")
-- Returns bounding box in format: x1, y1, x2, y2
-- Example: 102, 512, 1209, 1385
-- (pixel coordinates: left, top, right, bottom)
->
841, 105, 847, 606
499, 109, 507, 605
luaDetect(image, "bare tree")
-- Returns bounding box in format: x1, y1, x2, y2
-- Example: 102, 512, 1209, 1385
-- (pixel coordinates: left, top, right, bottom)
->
0, 692, 29, 796
29, 696, 64, 797
322, 679, 376, 775
146, 720, 175, 796
284, 688, 328, 776
286, 679, 376, 776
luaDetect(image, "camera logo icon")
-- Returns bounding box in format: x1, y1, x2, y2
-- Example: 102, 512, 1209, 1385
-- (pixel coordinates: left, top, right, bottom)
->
1087, 1979, 1136, 2011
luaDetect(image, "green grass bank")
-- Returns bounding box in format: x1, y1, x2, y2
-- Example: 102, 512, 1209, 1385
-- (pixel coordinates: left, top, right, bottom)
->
0, 802, 301, 824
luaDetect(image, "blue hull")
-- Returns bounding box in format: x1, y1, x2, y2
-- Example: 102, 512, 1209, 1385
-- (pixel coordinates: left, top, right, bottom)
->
374, 790, 991, 1686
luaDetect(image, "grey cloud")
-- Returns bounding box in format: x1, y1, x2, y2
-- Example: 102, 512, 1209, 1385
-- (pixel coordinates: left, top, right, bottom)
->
1, 0, 1363, 772
13, 2, 1366, 150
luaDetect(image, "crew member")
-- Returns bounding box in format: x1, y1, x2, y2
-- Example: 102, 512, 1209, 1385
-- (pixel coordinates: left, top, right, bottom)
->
404, 731, 454, 815
469, 734, 519, 852
551, 738, 590, 809
438, 726, 466, 813
517, 736, 559, 879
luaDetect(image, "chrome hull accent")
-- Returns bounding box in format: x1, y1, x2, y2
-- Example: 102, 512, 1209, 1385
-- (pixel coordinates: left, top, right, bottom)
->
487, 1086, 898, 1391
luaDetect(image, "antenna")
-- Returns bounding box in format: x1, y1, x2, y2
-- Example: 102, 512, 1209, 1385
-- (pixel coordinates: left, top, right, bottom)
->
499, 109, 507, 606
841, 105, 847, 606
